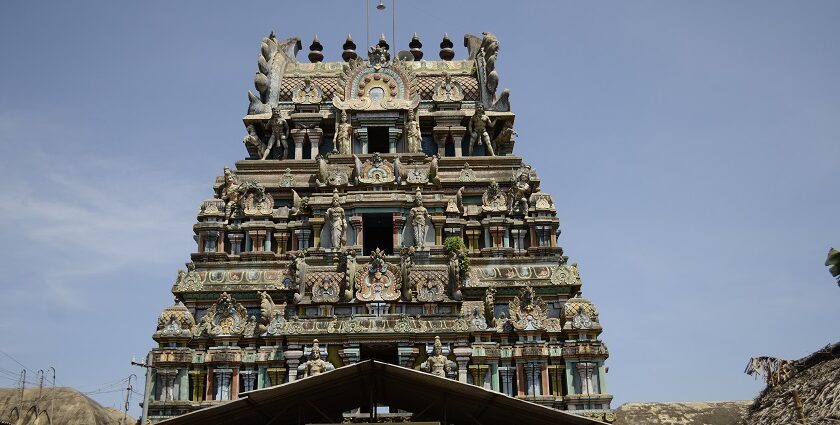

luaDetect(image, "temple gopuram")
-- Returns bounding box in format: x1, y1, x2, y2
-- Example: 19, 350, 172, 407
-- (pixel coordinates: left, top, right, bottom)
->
148, 31, 614, 425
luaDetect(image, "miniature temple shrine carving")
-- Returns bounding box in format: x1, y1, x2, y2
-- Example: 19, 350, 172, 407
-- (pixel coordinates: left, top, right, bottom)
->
147, 31, 614, 423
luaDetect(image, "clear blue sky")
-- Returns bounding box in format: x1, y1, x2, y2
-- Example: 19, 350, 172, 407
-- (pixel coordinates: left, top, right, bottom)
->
1, 0, 838, 416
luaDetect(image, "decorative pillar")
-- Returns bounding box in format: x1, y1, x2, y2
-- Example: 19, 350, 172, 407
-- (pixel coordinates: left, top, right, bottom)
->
388, 127, 401, 153
432, 127, 449, 156
432, 215, 445, 246
205, 368, 213, 401
510, 229, 526, 254
397, 343, 419, 368
392, 214, 404, 248
290, 129, 307, 160
249, 230, 267, 252
308, 128, 323, 158
240, 370, 257, 392
228, 233, 244, 255
339, 343, 361, 365
490, 225, 505, 248
284, 348, 303, 383
231, 368, 239, 400
354, 128, 369, 154
448, 126, 466, 157
575, 362, 597, 395
469, 364, 489, 388
548, 365, 563, 396
203, 231, 219, 253
499, 365, 515, 396
274, 231, 289, 255
466, 228, 481, 254
540, 365, 550, 396
350, 215, 363, 247
311, 217, 324, 248
453, 345, 472, 384
189, 371, 206, 401
295, 229, 311, 250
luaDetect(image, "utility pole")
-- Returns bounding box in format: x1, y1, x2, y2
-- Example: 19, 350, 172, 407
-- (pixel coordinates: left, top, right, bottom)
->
48, 367, 55, 424
132, 353, 155, 424
124, 374, 137, 425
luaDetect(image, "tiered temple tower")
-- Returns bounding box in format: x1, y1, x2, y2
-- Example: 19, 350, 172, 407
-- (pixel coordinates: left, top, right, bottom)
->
147, 32, 614, 423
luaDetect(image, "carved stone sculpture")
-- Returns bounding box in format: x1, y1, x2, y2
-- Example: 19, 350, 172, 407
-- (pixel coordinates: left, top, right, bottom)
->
264, 107, 289, 160
194, 292, 249, 337
355, 248, 401, 302
340, 249, 358, 301
408, 189, 429, 248
484, 287, 496, 328
220, 167, 243, 224
405, 109, 422, 153
428, 155, 439, 185
243, 124, 265, 159
399, 247, 415, 301
218, 167, 273, 223
432, 72, 464, 102
291, 77, 323, 104
325, 189, 347, 249
468, 104, 494, 156
448, 250, 464, 301
509, 165, 532, 217
481, 179, 508, 213
508, 286, 548, 331
298, 339, 335, 378
492, 119, 515, 155
333, 110, 352, 155
288, 251, 308, 304
421, 336, 455, 378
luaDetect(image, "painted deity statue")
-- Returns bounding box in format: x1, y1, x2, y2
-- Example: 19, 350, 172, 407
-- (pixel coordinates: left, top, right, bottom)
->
325, 189, 347, 249
334, 110, 352, 155
408, 189, 429, 248
405, 109, 422, 153
468, 104, 495, 156
299, 339, 335, 378
421, 336, 453, 378
264, 107, 289, 160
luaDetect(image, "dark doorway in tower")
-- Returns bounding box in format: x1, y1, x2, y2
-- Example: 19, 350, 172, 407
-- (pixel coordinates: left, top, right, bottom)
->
363, 213, 393, 255
360, 343, 398, 365
367, 127, 389, 153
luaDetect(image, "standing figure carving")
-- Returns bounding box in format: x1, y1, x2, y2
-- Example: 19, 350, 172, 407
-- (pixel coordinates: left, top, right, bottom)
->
468, 104, 495, 156
408, 189, 429, 248
421, 336, 454, 378
264, 107, 289, 160
220, 167, 242, 224
509, 165, 532, 217
325, 189, 347, 249
333, 110, 352, 155
405, 109, 422, 153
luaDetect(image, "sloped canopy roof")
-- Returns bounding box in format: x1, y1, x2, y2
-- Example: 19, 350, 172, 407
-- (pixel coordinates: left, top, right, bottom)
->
160, 360, 605, 425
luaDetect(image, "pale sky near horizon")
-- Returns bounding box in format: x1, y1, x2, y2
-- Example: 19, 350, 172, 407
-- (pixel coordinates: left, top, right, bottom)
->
1, 0, 838, 417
